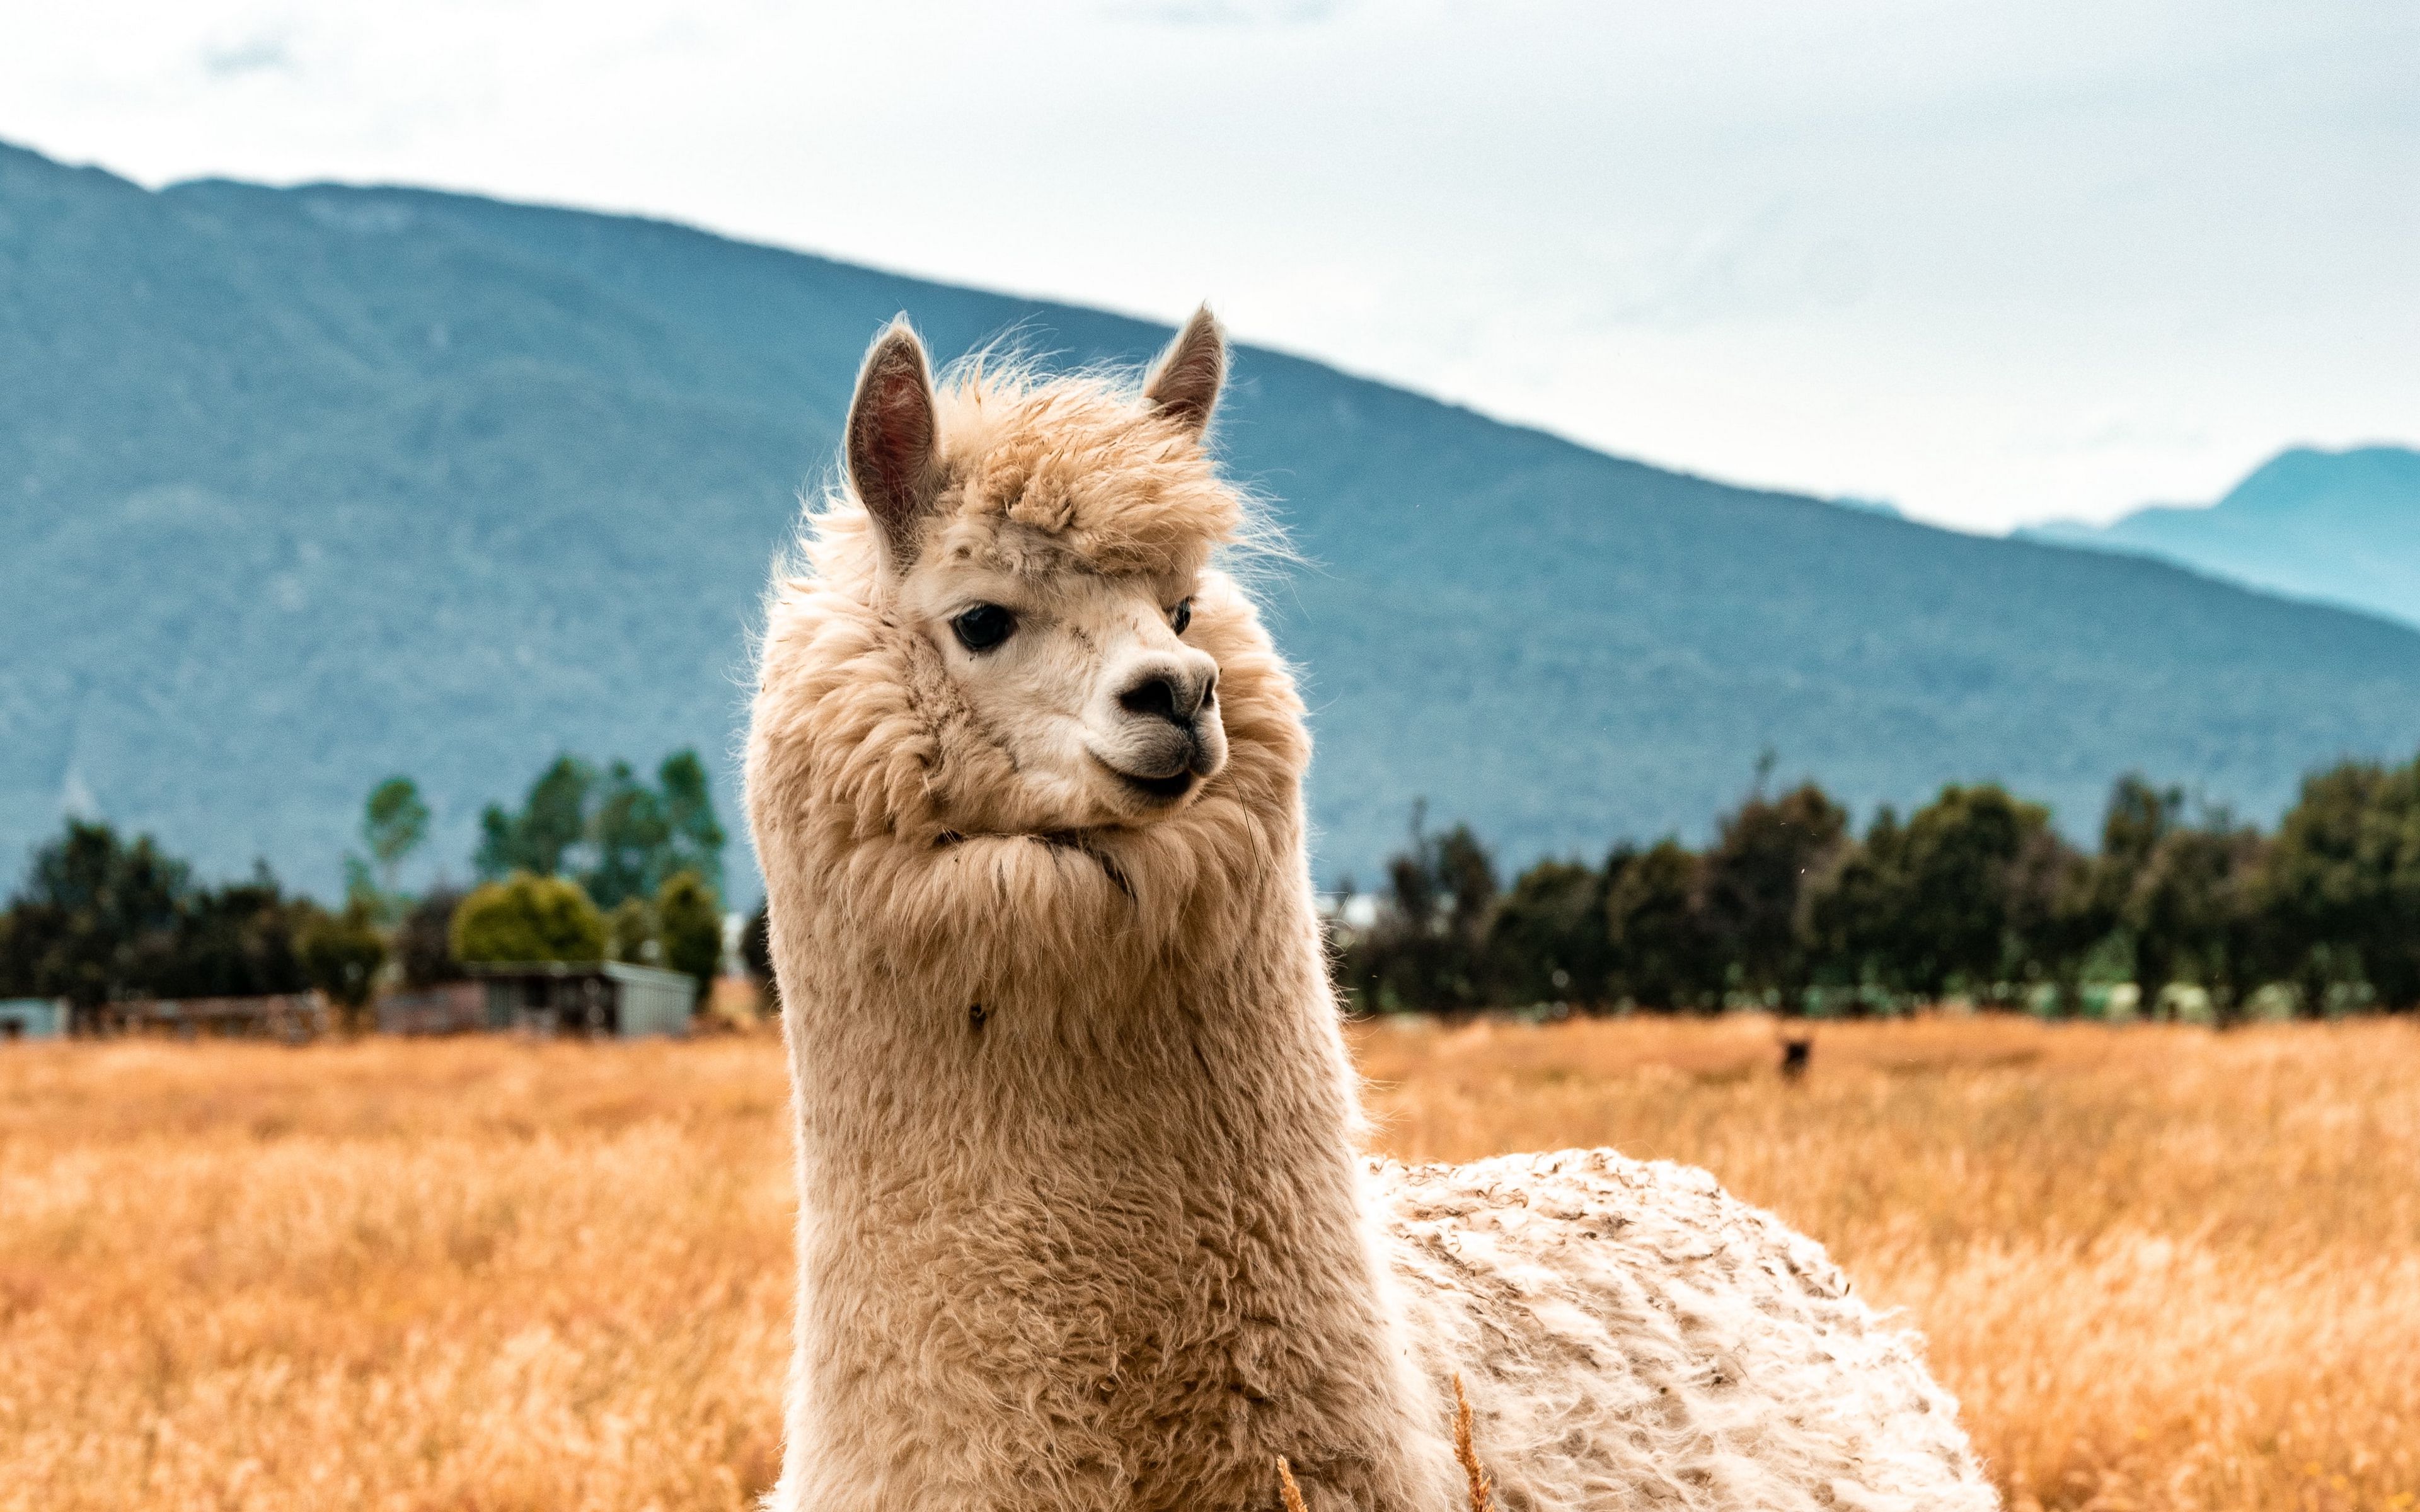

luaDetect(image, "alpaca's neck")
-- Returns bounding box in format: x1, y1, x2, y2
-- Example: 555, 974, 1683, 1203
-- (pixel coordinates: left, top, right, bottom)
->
774, 839, 1449, 1511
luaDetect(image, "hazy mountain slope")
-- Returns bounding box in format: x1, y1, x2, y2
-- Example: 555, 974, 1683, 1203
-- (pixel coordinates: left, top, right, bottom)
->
8, 139, 2420, 897
2022, 447, 2420, 629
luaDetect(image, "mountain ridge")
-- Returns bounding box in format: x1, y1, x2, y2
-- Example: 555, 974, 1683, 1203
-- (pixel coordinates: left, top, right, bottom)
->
7, 138, 2420, 897
2019, 445, 2420, 629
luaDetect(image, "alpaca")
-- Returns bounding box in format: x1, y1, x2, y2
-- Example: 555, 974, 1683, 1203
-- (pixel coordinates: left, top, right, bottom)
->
744, 309, 1998, 1512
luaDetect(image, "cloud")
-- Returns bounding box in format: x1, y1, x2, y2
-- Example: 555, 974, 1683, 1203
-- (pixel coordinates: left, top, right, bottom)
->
199, 29, 297, 81
2, 0, 2410, 531
1110, 0, 1352, 26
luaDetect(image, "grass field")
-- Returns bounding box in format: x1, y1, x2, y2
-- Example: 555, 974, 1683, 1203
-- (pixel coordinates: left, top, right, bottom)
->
1, 1014, 2413, 1511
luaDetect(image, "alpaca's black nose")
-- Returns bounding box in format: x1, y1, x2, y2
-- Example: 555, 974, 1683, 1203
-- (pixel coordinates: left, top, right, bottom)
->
1119, 676, 1181, 724
1118, 667, 1215, 726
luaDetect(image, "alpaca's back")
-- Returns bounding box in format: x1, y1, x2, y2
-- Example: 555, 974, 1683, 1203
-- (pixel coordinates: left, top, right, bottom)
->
1377, 1150, 1994, 1512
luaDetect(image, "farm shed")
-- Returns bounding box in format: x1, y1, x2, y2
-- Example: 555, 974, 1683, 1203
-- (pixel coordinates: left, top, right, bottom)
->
0, 999, 67, 1040
82, 995, 328, 1041
375, 982, 488, 1036
469, 962, 694, 1038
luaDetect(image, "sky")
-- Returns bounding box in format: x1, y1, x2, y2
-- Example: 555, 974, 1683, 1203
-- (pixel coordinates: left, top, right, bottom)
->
4, 0, 2412, 532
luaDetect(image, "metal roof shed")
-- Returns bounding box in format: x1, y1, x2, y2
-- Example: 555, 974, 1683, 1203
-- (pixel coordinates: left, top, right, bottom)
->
0, 999, 67, 1040
467, 962, 696, 1038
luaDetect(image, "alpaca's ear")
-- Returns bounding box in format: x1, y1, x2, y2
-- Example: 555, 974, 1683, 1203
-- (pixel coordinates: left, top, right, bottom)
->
1143, 304, 1226, 437
846, 318, 940, 568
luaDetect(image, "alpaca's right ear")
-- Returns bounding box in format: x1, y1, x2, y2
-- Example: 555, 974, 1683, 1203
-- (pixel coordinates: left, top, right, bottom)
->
1143, 304, 1226, 437
846, 318, 940, 568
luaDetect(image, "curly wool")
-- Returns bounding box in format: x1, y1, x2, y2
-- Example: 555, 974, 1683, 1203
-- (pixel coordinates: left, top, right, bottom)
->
1382, 1152, 1990, 1511
746, 357, 1996, 1511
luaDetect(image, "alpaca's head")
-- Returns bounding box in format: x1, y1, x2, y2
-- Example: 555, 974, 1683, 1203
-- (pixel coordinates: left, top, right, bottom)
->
764, 308, 1283, 842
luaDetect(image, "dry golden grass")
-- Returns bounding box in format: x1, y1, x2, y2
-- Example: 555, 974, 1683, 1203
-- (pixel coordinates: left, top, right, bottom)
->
1357, 1015, 2420, 1512
1, 1015, 2413, 1510
0, 1038, 793, 1512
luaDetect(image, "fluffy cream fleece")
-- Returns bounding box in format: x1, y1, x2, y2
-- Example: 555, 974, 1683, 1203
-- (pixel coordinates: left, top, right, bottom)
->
744, 313, 1997, 1512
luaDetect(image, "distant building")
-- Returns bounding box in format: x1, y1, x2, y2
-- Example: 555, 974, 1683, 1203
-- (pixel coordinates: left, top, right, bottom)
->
0, 999, 67, 1040
374, 982, 488, 1036
107, 995, 329, 1041
467, 961, 695, 1038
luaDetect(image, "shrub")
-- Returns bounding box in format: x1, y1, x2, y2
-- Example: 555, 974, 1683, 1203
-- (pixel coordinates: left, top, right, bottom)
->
449, 873, 606, 965
298, 902, 388, 1031
655, 870, 722, 1006
395, 888, 468, 988
608, 898, 659, 965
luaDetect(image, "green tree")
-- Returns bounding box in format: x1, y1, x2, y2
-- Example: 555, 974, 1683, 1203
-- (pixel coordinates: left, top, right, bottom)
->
1393, 818, 1497, 1010
2097, 776, 2182, 898
657, 750, 729, 898
395, 888, 469, 989
298, 900, 388, 1032
449, 873, 607, 964
584, 760, 672, 908
655, 869, 723, 1006
2092, 774, 2184, 1013
2259, 756, 2420, 1012
1893, 784, 2051, 1004
475, 756, 597, 881
1803, 788, 2051, 1007
2127, 814, 2269, 1023
1434, 824, 1499, 949
1605, 839, 1717, 1010
158, 867, 313, 1000
0, 823, 339, 1021
0, 820, 189, 1019
470, 751, 728, 912
1699, 781, 1848, 1011
1335, 804, 1500, 1012
608, 896, 658, 965
360, 776, 430, 898
1487, 858, 1610, 1005
1801, 806, 1911, 1010
2000, 825, 2104, 1016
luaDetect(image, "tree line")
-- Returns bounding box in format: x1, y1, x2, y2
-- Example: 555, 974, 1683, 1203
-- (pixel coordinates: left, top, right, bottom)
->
1335, 754, 2420, 1021
13, 747, 2415, 1028
0, 749, 730, 1031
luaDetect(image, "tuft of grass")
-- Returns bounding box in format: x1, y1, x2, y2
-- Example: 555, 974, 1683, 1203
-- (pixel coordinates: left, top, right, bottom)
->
1, 1016, 2413, 1510
1276, 1455, 1311, 1512
1276, 1377, 1494, 1511
1453, 1376, 1498, 1512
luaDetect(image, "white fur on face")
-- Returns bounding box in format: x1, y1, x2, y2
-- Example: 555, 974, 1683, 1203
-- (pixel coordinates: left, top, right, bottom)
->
897, 544, 1228, 832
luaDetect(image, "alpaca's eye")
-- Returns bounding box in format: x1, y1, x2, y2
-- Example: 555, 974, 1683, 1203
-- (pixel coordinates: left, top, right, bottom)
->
1170, 598, 1192, 635
951, 604, 1017, 653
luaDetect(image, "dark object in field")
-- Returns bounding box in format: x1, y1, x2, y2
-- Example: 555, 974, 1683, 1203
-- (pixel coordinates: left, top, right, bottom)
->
1780, 1036, 1813, 1079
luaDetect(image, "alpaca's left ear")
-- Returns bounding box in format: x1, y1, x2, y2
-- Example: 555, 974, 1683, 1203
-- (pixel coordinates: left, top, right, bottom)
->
847, 318, 941, 570
1143, 304, 1226, 437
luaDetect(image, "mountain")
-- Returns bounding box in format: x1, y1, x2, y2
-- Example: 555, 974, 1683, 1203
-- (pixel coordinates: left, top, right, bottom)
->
2021, 447, 2420, 629
8, 139, 2420, 898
